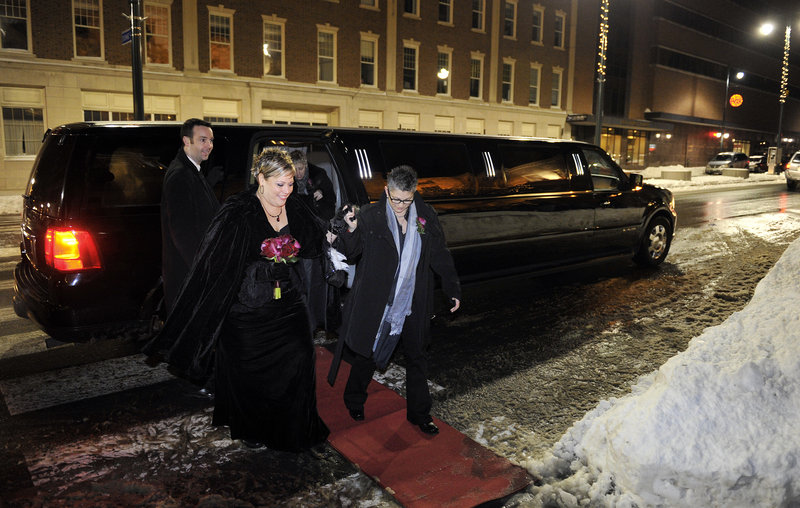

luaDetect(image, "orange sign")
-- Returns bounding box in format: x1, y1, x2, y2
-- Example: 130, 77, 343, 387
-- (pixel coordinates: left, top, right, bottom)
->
729, 94, 744, 108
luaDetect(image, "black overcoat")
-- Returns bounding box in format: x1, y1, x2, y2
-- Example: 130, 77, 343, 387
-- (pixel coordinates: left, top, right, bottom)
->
160, 149, 220, 311
145, 189, 326, 382
327, 193, 460, 384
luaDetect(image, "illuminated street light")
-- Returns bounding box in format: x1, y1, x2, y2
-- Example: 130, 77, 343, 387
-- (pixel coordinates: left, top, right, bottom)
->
593, 0, 609, 147
720, 67, 744, 150
759, 21, 792, 172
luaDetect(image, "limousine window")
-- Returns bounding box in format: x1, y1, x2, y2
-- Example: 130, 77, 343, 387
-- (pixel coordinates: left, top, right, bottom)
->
85, 137, 174, 209
378, 140, 475, 200
492, 144, 570, 194
582, 147, 621, 191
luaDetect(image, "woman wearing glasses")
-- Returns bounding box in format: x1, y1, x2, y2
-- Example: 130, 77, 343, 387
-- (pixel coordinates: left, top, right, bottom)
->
327, 165, 461, 436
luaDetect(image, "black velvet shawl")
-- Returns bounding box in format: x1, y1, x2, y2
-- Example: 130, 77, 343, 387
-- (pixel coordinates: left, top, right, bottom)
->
143, 187, 327, 382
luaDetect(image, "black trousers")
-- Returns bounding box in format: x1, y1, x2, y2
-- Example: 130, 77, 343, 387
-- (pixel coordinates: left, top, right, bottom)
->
343, 333, 432, 425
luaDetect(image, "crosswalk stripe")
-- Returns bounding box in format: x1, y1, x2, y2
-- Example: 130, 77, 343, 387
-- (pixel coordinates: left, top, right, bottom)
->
0, 355, 173, 416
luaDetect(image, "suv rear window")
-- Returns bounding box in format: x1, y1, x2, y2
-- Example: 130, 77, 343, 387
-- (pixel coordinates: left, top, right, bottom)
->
26, 132, 75, 207
84, 133, 176, 209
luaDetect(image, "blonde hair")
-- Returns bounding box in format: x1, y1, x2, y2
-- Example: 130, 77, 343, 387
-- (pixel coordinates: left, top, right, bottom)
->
251, 147, 296, 180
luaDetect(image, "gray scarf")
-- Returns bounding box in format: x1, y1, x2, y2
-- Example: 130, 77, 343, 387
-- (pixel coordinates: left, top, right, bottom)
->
372, 199, 422, 352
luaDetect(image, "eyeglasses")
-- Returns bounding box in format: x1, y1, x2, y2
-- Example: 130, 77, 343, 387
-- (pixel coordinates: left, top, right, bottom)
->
387, 191, 413, 205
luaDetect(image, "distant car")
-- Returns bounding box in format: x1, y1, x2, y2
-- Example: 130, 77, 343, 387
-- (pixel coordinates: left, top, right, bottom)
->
785, 151, 800, 190
705, 152, 749, 174
747, 154, 768, 173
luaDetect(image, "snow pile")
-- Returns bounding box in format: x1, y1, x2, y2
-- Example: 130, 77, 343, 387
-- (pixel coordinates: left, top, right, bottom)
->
529, 237, 800, 506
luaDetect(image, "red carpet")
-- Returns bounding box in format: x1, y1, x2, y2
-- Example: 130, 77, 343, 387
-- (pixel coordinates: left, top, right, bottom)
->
316, 347, 533, 507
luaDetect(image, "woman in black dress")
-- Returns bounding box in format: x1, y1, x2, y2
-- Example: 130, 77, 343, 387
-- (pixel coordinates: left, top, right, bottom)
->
144, 147, 329, 451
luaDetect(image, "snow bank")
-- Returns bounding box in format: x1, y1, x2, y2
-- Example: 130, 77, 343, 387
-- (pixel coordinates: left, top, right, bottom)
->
529, 237, 800, 506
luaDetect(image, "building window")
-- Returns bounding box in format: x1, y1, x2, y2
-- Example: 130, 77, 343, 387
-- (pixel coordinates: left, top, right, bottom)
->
404, 0, 418, 16
318, 28, 337, 82
3, 106, 42, 156
529, 65, 540, 106
436, 50, 451, 95
554, 12, 565, 49
204, 116, 238, 123
503, 0, 516, 38
73, 0, 102, 58
144, 2, 170, 65
263, 19, 284, 77
438, 0, 451, 24
360, 0, 377, 7
551, 68, 562, 108
402, 44, 418, 91
83, 109, 175, 121
0, 0, 29, 50
471, 0, 484, 30
531, 6, 543, 44
502, 60, 514, 102
209, 9, 233, 71
470, 54, 483, 99
360, 35, 377, 86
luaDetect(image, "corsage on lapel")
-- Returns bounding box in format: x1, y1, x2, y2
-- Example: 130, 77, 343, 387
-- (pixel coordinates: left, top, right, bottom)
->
416, 217, 426, 235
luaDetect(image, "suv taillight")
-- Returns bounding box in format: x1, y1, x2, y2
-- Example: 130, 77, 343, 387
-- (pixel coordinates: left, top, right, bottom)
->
44, 228, 102, 271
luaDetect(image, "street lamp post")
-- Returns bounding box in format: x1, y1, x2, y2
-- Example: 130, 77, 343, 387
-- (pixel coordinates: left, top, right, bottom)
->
720, 67, 744, 150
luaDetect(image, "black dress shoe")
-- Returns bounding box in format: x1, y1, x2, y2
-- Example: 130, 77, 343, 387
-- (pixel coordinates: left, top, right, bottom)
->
348, 408, 365, 421
418, 421, 439, 435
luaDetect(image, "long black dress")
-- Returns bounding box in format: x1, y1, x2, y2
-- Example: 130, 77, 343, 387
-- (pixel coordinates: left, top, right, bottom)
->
144, 188, 329, 452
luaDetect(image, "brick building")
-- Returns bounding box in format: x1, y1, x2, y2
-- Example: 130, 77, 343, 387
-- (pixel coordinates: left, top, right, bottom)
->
0, 0, 576, 192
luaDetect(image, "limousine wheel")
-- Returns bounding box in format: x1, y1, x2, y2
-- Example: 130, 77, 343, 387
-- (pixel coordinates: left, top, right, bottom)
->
634, 216, 672, 267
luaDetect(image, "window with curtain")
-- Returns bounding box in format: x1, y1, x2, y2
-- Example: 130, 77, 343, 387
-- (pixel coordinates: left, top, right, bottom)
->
529, 66, 540, 105
502, 62, 514, 102
3, 107, 43, 156
263, 21, 283, 76
551, 69, 562, 108
0, 0, 28, 50
209, 13, 232, 70
360, 37, 376, 86
144, 3, 170, 65
73, 0, 102, 57
318, 30, 335, 82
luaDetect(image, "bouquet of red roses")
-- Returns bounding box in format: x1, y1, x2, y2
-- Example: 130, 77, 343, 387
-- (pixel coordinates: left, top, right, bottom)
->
260, 235, 301, 299
260, 234, 301, 264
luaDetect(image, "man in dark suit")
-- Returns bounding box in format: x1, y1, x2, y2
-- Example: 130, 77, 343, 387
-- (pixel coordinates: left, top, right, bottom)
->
161, 118, 220, 313
328, 165, 461, 435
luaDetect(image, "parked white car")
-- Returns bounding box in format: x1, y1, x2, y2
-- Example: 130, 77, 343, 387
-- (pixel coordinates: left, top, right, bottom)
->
785, 151, 800, 190
704, 152, 749, 175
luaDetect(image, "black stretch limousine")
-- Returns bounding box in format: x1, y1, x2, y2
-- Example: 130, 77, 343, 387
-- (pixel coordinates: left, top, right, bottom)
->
14, 122, 676, 338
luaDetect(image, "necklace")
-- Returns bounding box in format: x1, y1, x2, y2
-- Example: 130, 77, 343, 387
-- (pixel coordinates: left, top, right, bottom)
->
264, 207, 283, 222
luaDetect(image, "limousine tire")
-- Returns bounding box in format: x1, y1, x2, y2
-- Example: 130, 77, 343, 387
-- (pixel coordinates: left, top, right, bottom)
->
634, 216, 672, 267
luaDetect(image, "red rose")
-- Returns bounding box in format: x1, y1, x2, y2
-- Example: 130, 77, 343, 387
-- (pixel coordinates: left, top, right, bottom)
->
261, 234, 301, 263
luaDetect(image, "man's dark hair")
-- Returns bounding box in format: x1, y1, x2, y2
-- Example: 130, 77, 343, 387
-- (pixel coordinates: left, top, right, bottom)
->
180, 118, 211, 139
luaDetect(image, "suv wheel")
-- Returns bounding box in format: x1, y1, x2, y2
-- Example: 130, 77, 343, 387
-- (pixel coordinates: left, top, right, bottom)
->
788, 179, 798, 191
634, 216, 672, 267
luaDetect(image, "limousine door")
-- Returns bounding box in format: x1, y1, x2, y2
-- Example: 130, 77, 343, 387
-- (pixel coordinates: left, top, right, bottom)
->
577, 147, 647, 256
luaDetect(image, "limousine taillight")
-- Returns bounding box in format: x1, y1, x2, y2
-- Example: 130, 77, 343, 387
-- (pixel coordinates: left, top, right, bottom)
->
44, 228, 102, 271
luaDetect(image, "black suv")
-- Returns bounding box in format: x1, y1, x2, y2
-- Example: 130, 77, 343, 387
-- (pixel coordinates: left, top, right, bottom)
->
14, 122, 676, 339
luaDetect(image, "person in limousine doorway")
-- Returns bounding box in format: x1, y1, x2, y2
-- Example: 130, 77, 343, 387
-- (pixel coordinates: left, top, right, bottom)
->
161, 118, 220, 314
144, 147, 329, 452
289, 149, 337, 337
327, 165, 461, 435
